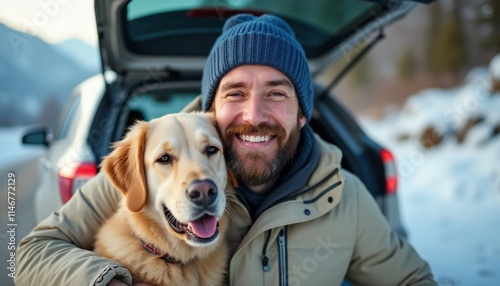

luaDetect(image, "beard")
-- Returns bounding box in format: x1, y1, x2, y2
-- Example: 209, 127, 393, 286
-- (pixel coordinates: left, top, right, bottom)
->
222, 119, 302, 188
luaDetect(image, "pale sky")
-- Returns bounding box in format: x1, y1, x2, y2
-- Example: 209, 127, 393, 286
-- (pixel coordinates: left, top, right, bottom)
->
0, 0, 98, 46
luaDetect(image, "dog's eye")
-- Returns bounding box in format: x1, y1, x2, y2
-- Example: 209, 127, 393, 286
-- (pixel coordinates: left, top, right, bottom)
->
206, 145, 219, 156
157, 154, 172, 164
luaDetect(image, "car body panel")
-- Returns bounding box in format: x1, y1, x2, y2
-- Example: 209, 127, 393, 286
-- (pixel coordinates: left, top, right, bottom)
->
31, 75, 106, 222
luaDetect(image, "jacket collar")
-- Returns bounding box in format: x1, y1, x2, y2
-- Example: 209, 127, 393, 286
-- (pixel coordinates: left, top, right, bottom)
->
230, 138, 345, 250
250, 124, 320, 220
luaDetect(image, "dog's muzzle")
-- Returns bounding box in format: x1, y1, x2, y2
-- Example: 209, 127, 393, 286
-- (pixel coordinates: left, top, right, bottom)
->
163, 179, 222, 244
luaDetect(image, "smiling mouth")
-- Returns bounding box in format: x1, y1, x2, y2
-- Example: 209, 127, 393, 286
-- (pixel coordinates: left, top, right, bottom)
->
238, 134, 273, 143
163, 205, 219, 243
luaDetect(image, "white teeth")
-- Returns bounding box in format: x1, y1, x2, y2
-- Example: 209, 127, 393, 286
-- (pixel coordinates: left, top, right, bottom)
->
240, 135, 271, 143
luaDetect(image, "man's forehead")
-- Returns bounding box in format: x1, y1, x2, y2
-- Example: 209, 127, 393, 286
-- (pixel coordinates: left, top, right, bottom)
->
218, 65, 294, 90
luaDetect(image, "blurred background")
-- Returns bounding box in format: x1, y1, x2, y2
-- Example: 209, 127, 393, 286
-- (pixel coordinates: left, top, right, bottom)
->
1, 0, 499, 128
0, 0, 499, 285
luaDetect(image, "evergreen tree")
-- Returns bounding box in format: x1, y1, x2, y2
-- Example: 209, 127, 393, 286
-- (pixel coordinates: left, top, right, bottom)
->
426, 1, 467, 74
397, 47, 417, 80
425, 1, 442, 72
476, 0, 500, 53
433, 14, 466, 73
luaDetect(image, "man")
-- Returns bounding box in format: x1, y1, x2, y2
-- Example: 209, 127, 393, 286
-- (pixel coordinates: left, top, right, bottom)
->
15, 14, 436, 285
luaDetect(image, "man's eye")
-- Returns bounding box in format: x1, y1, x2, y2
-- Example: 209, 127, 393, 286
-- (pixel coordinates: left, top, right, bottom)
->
157, 154, 172, 164
206, 145, 220, 156
227, 92, 243, 97
268, 91, 288, 101
270, 91, 286, 97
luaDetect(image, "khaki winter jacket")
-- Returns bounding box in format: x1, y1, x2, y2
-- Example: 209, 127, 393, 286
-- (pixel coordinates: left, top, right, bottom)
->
15, 132, 436, 285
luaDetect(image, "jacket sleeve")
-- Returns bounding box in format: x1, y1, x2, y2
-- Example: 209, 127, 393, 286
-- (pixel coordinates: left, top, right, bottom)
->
15, 172, 133, 286
344, 174, 437, 286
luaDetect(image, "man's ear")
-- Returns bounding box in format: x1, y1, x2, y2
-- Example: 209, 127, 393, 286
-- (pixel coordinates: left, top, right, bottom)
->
299, 114, 307, 128
101, 121, 149, 212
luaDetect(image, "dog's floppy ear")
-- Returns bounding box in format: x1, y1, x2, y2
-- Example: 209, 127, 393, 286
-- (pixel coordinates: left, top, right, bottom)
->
102, 121, 149, 212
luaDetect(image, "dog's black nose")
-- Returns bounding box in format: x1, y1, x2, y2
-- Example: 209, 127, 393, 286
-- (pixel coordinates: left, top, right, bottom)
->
186, 179, 218, 207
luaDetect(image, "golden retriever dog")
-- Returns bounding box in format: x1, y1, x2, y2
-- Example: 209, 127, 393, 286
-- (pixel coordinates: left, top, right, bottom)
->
95, 112, 235, 286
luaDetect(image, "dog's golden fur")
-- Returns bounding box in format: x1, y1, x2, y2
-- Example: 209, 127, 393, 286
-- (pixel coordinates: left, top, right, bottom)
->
95, 112, 235, 286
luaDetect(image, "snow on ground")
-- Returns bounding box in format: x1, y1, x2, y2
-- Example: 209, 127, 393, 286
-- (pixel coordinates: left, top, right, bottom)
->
360, 67, 500, 286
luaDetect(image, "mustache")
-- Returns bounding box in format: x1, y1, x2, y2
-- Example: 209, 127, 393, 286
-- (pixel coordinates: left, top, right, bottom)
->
225, 122, 287, 141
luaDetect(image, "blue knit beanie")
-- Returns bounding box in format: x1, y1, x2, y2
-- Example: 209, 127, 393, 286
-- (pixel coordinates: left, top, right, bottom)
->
201, 14, 313, 122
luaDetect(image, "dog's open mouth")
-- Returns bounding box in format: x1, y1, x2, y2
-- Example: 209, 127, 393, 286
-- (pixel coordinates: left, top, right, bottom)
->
163, 205, 219, 243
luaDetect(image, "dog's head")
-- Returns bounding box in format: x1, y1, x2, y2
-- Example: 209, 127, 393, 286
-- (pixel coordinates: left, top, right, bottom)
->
102, 112, 232, 249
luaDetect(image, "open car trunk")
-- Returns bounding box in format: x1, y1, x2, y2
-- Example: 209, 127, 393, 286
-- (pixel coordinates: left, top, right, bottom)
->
95, 0, 432, 83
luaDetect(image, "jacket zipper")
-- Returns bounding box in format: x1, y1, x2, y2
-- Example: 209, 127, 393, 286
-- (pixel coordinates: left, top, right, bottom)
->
261, 228, 288, 285
278, 227, 288, 286
262, 230, 271, 272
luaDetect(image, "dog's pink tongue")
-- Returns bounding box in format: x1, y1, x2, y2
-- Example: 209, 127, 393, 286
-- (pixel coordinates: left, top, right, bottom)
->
188, 215, 217, 239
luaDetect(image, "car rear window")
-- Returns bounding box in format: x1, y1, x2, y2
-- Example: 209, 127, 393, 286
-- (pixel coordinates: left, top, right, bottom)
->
126, 88, 199, 122
125, 0, 380, 58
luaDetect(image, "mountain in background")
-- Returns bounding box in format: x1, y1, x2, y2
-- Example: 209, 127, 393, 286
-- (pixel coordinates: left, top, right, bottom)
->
0, 22, 99, 128
55, 38, 101, 73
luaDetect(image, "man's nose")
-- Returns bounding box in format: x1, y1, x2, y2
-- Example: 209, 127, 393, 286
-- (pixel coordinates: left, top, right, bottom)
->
242, 95, 269, 125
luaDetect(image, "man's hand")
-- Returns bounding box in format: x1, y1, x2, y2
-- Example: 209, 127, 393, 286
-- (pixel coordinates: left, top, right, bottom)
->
108, 278, 153, 286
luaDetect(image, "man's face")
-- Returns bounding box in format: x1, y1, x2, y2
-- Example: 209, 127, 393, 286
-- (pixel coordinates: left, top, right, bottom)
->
212, 65, 307, 192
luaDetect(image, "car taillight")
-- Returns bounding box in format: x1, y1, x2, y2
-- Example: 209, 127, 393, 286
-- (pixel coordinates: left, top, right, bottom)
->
380, 149, 398, 195
58, 162, 97, 203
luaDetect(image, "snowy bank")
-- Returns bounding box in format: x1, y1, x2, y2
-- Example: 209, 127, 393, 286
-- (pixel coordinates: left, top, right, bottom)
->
360, 66, 500, 285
